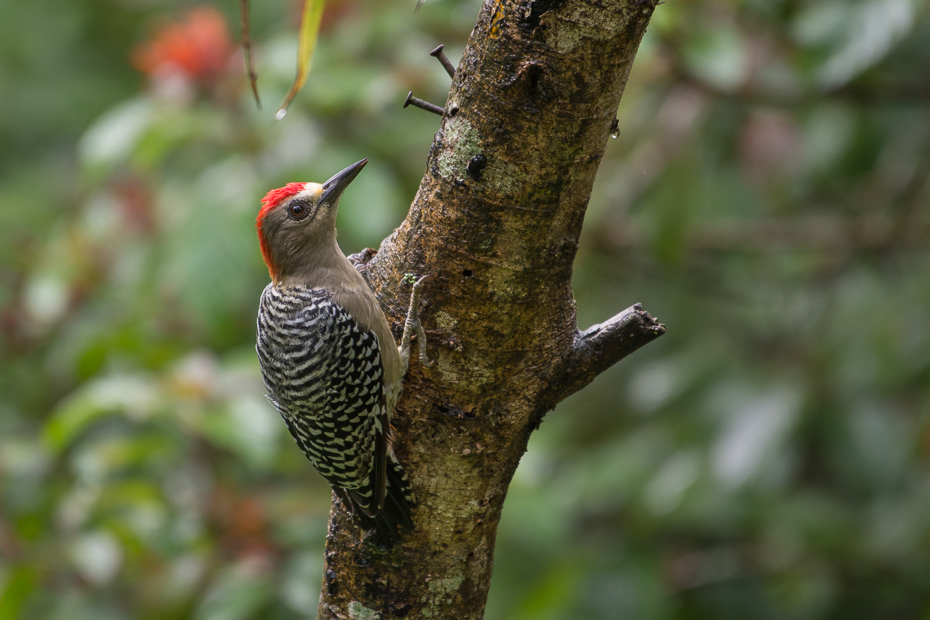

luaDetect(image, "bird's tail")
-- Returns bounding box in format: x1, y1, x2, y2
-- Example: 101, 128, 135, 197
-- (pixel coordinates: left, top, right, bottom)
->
338, 455, 415, 544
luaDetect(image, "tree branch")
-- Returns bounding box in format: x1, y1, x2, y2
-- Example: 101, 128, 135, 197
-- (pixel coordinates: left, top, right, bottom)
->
538, 304, 665, 412
317, 0, 663, 616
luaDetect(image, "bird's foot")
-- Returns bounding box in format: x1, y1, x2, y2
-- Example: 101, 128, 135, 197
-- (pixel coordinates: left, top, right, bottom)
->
399, 274, 434, 373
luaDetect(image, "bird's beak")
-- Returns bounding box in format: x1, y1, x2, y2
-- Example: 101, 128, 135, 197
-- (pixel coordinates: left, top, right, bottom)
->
320, 159, 368, 205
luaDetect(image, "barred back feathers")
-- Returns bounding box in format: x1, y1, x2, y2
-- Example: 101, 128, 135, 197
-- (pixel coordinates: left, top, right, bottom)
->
256, 284, 415, 541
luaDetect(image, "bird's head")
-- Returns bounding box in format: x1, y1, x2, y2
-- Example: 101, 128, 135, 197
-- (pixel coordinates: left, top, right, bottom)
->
256, 159, 367, 282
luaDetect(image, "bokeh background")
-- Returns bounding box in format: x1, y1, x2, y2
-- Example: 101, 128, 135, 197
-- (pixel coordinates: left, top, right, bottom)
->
2, 0, 929, 617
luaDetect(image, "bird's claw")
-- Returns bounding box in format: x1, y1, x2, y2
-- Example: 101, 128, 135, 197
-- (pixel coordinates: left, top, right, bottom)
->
399, 274, 434, 372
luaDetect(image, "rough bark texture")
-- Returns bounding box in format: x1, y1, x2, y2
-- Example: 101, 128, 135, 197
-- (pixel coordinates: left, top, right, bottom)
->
318, 0, 663, 617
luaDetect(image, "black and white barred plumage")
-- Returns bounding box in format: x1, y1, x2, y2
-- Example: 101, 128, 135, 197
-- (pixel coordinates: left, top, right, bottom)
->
256, 284, 414, 540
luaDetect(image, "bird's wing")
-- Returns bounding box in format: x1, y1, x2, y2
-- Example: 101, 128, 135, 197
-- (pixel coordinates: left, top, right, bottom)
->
257, 285, 387, 517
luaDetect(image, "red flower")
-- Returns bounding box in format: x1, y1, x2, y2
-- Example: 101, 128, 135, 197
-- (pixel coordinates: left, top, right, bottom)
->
132, 7, 234, 84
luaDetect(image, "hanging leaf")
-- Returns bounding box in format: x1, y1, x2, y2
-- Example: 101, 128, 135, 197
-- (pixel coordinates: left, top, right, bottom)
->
276, 0, 327, 120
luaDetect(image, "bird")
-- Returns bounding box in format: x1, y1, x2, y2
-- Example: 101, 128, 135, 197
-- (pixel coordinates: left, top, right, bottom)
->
254, 159, 430, 542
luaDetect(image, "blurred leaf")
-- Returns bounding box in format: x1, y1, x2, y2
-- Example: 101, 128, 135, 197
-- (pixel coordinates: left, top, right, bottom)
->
793, 0, 915, 89
22, 273, 69, 327
194, 395, 282, 469
644, 450, 701, 515
280, 552, 322, 614
69, 531, 124, 587
513, 561, 582, 620
44, 375, 160, 453
78, 99, 154, 175
801, 104, 855, 172
276, 0, 327, 120
160, 168, 262, 339
0, 566, 37, 620
193, 562, 274, 620
710, 387, 800, 489
682, 27, 750, 93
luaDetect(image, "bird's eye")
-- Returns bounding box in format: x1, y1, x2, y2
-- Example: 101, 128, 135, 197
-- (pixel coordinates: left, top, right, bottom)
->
288, 201, 310, 220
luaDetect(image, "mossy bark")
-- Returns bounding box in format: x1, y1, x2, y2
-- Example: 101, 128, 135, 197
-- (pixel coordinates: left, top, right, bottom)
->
318, 0, 663, 617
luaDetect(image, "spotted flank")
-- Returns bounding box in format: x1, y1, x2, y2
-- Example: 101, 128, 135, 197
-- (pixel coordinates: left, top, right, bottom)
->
256, 284, 414, 539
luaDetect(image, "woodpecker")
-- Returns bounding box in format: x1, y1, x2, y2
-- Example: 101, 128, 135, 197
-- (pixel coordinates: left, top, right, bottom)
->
255, 159, 429, 542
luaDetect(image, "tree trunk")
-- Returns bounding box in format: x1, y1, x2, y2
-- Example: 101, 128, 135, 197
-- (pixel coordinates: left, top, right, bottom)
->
318, 0, 663, 617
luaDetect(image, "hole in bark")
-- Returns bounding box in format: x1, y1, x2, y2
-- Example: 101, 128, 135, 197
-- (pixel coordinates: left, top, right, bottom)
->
505, 61, 555, 105
436, 404, 475, 420
527, 65, 541, 89
466, 154, 488, 181
521, 0, 566, 30
324, 569, 338, 595
462, 269, 473, 278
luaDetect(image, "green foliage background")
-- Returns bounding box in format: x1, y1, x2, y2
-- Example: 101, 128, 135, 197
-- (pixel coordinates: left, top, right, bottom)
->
1, 0, 929, 618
